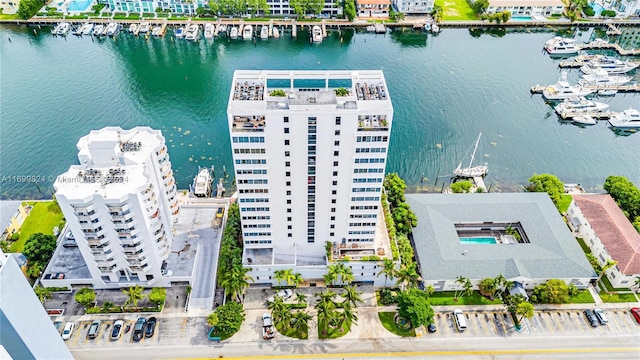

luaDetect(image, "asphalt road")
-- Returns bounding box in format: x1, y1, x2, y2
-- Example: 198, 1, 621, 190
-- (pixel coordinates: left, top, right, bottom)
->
71, 331, 640, 359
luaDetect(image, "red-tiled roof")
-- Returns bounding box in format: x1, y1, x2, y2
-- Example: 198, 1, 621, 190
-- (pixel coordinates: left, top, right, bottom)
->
573, 194, 640, 275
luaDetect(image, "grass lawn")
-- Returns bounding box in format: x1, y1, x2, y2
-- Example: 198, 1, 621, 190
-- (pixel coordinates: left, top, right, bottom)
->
599, 292, 638, 303
0, 13, 20, 20
10, 202, 64, 253
567, 290, 595, 304
575, 237, 591, 254
378, 312, 415, 337
318, 319, 350, 340
275, 321, 308, 339
428, 291, 503, 306
557, 194, 572, 213
208, 327, 236, 341
435, 0, 478, 21
600, 275, 630, 292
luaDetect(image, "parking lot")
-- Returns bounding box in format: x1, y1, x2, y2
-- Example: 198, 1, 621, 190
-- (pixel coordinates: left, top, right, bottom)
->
431, 308, 640, 338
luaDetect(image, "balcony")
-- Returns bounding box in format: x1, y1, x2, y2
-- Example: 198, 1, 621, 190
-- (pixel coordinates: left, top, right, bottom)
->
357, 117, 389, 132
232, 115, 266, 133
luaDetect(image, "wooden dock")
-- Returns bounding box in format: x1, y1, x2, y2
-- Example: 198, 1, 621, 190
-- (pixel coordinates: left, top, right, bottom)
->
531, 84, 640, 94
606, 23, 622, 36
578, 40, 640, 56
557, 111, 616, 120
559, 58, 640, 69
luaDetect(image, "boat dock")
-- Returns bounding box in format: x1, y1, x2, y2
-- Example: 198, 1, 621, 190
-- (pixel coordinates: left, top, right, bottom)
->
606, 23, 622, 36
531, 84, 640, 94
557, 111, 618, 120
577, 40, 640, 56
472, 176, 487, 192
559, 58, 640, 68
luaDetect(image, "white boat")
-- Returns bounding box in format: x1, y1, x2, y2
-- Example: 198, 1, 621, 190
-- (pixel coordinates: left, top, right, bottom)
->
243, 24, 253, 40
608, 108, 640, 129
580, 56, 639, 75
151, 26, 162, 37
72, 25, 82, 36
230, 26, 238, 39
129, 23, 138, 33
105, 22, 120, 37
571, 115, 597, 125
260, 25, 269, 39
185, 24, 200, 41
424, 23, 431, 32
597, 89, 617, 96
175, 26, 185, 38
578, 70, 631, 86
366, 25, 376, 32
542, 71, 594, 100
92, 24, 104, 37
192, 166, 213, 198
56, 22, 70, 36
545, 36, 579, 55
453, 133, 488, 178
219, 24, 227, 33
554, 97, 609, 114
431, 23, 440, 33
312, 25, 323, 43
81, 23, 94, 35
204, 23, 214, 39
138, 22, 150, 34
273, 26, 280, 38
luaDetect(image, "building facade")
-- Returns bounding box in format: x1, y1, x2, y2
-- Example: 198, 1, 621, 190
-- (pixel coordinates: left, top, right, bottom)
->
591, 0, 640, 17
0, 251, 73, 360
228, 70, 394, 285
393, 0, 434, 15
569, 195, 640, 289
54, 127, 179, 289
356, 0, 391, 17
103, 0, 205, 14
485, 0, 564, 16
0, 0, 19, 14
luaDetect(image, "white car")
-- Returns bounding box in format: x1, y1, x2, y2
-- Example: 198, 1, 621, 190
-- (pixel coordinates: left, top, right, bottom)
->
61, 321, 74, 340
267, 289, 293, 303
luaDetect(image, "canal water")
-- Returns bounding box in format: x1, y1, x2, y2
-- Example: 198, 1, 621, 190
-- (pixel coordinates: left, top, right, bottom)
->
0, 24, 639, 199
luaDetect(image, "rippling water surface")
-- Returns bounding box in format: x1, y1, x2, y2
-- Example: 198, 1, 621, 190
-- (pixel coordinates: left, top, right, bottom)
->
1, 25, 639, 199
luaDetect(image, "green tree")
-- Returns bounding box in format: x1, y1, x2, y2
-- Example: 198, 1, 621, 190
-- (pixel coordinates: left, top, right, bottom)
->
531, 279, 570, 304
377, 259, 397, 288
451, 180, 473, 193
17, 0, 45, 19
122, 285, 145, 308
74, 288, 96, 308
290, 310, 312, 335
220, 265, 253, 302
527, 174, 564, 206
34, 286, 53, 304
268, 295, 288, 325
472, 0, 489, 13
597, 259, 618, 283
392, 202, 418, 234
294, 292, 308, 304
604, 176, 640, 222
338, 301, 359, 328
341, 285, 363, 308
454, 275, 471, 300
314, 290, 338, 333
325, 263, 354, 286
384, 173, 407, 207
478, 277, 498, 299
396, 288, 434, 329
26, 261, 44, 278
246, 0, 269, 14
431, 4, 443, 22
274, 269, 287, 287
493, 274, 508, 299
148, 288, 167, 308
343, 0, 356, 21
23, 233, 56, 265
207, 311, 219, 327
214, 301, 245, 335
515, 301, 535, 323
396, 263, 419, 291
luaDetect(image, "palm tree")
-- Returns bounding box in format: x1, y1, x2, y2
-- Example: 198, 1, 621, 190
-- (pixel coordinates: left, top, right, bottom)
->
315, 295, 337, 334
338, 301, 359, 329
289, 272, 304, 288
294, 292, 308, 304
290, 310, 312, 336
221, 265, 254, 302
454, 275, 468, 300
515, 301, 535, 324
461, 278, 473, 298
396, 264, 419, 290
207, 312, 219, 328
493, 274, 507, 299
34, 286, 53, 304
315, 289, 337, 308
341, 285, 363, 308
274, 269, 287, 287
122, 285, 145, 308
478, 277, 498, 299
268, 295, 287, 316
325, 263, 354, 286
597, 259, 618, 283
634, 276, 640, 294
377, 259, 397, 288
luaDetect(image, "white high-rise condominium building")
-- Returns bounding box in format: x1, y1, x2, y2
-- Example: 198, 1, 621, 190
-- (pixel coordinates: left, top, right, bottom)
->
54, 127, 179, 289
0, 251, 73, 360
228, 70, 393, 283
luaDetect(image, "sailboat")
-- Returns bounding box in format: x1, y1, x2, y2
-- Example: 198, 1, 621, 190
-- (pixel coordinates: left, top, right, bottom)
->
453, 133, 488, 178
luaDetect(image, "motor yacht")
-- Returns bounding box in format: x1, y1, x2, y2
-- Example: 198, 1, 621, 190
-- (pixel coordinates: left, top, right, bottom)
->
581, 56, 638, 75
151, 26, 162, 37
312, 25, 323, 43
56, 22, 70, 36
138, 22, 150, 34
554, 97, 609, 114
542, 71, 594, 100
105, 22, 120, 37
545, 37, 579, 55
230, 26, 238, 39
571, 115, 597, 125
175, 26, 185, 38
129, 23, 138, 33
273, 26, 280, 38
80, 23, 93, 36
260, 25, 269, 39
608, 108, 640, 129
578, 70, 632, 86
185, 24, 200, 41
204, 23, 214, 39
92, 24, 104, 37
243, 24, 253, 40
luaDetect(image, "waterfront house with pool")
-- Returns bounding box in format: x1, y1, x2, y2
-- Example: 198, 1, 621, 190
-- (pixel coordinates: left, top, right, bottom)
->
568, 194, 640, 289
484, 0, 564, 17
406, 193, 596, 292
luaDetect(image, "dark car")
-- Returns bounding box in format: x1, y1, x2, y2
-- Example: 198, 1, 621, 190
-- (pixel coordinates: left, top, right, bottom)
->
144, 317, 157, 338
583, 309, 599, 327
427, 323, 437, 333
132, 317, 146, 342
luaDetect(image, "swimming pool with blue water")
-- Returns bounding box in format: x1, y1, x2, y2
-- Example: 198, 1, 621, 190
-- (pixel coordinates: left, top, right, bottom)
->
66, 0, 93, 12
459, 237, 497, 244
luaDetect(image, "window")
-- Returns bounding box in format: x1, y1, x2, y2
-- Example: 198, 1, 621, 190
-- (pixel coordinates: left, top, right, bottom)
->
284, 127, 289, 134
334, 151, 339, 156
287, 200, 292, 204
332, 190, 337, 195
285, 151, 290, 157
287, 208, 292, 213
333, 171, 338, 176
335, 130, 340, 136
286, 190, 291, 196
286, 171, 291, 177
284, 139, 290, 146
287, 217, 292, 221
332, 181, 338, 186
284, 116, 289, 123
333, 161, 338, 167
331, 199, 336, 204
288, 233, 292, 237
330, 232, 335, 236
330, 224, 335, 229
288, 225, 292, 230
285, 161, 290, 167
331, 207, 336, 212
334, 141, 340, 146
286, 181, 291, 186
331, 216, 336, 220
335, 117, 341, 125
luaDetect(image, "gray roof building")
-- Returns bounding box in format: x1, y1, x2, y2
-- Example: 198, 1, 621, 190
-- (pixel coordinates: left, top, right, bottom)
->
405, 193, 596, 288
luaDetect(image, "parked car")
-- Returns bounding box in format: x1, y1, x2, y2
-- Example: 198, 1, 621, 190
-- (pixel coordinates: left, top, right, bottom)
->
144, 317, 157, 338
132, 317, 146, 342
61, 321, 74, 340
111, 320, 124, 341
594, 308, 608, 325
583, 309, 599, 327
216, 207, 225, 218
427, 323, 437, 333
267, 289, 293, 303
631, 307, 640, 324
87, 320, 102, 339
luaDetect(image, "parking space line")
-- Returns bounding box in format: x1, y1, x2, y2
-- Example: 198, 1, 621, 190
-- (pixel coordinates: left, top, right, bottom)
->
497, 313, 509, 335
538, 313, 554, 333
616, 311, 635, 330
489, 313, 502, 334
466, 313, 479, 336
478, 312, 492, 336
570, 312, 586, 333
439, 314, 453, 336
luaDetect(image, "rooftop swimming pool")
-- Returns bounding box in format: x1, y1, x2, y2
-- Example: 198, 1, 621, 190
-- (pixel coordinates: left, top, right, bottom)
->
66, 0, 93, 12
459, 237, 497, 244
592, 3, 605, 16
511, 16, 533, 21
